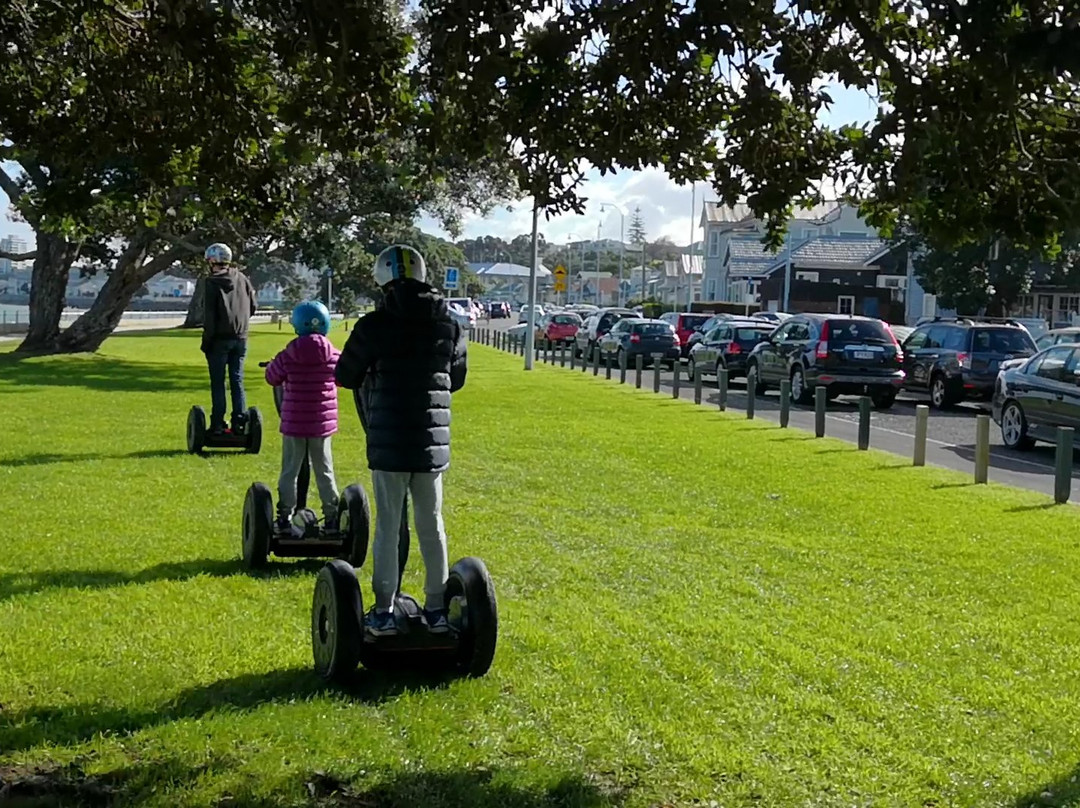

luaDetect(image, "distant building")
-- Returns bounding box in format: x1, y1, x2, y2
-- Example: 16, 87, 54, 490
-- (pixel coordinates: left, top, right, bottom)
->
0, 235, 31, 275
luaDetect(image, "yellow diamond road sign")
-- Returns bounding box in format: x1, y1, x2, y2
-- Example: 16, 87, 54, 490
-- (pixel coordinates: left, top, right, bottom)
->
554, 264, 567, 292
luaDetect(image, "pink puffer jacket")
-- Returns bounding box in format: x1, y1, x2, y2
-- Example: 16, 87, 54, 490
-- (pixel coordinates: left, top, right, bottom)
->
265, 334, 342, 438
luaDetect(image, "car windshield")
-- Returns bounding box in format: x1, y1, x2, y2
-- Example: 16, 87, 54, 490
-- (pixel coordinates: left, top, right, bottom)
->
972, 328, 1034, 353
827, 319, 893, 345
634, 323, 673, 335
681, 314, 710, 329
552, 314, 581, 324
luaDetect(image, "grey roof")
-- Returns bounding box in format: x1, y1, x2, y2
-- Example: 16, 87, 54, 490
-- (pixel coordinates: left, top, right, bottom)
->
728, 237, 781, 262
701, 200, 843, 227
727, 260, 774, 279
762, 236, 889, 272
469, 261, 551, 278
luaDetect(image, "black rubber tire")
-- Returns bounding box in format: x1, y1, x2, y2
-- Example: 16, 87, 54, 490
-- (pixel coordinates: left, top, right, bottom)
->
871, 390, 897, 410
311, 560, 364, 683
791, 366, 813, 405
339, 484, 371, 567
187, 406, 206, 454
446, 557, 498, 678
929, 373, 953, 410
242, 482, 273, 569
686, 356, 697, 382
245, 407, 263, 454
1001, 400, 1036, 451
746, 361, 766, 396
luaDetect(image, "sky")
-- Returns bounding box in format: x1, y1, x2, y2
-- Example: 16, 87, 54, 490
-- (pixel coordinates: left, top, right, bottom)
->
1, 85, 879, 254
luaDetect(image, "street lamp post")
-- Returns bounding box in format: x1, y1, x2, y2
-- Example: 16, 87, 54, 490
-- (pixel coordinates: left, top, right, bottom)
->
600, 202, 626, 307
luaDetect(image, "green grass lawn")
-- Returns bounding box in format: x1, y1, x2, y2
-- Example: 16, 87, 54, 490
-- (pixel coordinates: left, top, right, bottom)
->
2, 325, 1080, 807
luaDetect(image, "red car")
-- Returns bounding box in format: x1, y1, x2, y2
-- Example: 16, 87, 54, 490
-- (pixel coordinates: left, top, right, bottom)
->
660, 312, 713, 357
535, 312, 583, 345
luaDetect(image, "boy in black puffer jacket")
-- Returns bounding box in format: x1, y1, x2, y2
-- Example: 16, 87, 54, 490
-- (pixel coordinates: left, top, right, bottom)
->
335, 245, 467, 637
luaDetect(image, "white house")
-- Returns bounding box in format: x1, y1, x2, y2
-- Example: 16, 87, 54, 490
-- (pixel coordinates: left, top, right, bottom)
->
699, 201, 879, 303
146, 274, 196, 299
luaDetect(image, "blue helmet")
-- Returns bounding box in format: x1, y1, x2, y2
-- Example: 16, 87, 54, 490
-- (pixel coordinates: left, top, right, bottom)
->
291, 300, 331, 336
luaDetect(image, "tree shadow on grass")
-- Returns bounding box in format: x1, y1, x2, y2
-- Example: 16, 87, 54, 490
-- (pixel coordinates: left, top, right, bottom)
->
1013, 763, 1080, 807
0, 667, 464, 754
1, 448, 190, 468
0, 352, 204, 393
0, 557, 324, 602
1, 756, 627, 808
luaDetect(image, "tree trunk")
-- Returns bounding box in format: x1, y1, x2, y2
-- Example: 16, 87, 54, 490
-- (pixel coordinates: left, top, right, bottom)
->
15, 233, 80, 354
55, 243, 186, 354
181, 277, 206, 328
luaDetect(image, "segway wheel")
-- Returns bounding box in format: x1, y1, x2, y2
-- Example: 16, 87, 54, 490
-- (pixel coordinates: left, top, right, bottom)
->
187, 406, 206, 454
446, 557, 498, 677
339, 484, 371, 567
245, 407, 263, 454
241, 482, 273, 569
312, 560, 364, 683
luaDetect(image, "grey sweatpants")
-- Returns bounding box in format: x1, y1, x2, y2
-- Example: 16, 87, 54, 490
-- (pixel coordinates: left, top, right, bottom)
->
278, 436, 340, 519
372, 470, 448, 612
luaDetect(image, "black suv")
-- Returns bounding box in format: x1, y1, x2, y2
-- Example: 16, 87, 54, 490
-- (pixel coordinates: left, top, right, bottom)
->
900, 317, 1037, 408
744, 314, 905, 409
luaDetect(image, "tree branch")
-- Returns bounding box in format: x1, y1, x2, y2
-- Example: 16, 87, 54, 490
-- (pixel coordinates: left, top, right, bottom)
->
0, 163, 23, 203
0, 249, 36, 261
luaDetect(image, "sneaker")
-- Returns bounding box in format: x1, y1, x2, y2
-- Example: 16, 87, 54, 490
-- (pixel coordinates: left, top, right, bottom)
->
322, 515, 339, 535
366, 608, 398, 637
273, 515, 293, 536
424, 608, 450, 634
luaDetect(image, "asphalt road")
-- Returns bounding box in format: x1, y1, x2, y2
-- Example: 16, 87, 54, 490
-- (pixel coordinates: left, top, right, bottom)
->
476, 318, 1080, 502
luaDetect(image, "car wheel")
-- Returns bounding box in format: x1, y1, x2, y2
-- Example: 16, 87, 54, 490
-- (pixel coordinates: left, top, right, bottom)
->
791, 366, 813, 405
714, 359, 725, 385
1001, 400, 1035, 450
871, 390, 897, 410
687, 356, 697, 381
929, 373, 953, 409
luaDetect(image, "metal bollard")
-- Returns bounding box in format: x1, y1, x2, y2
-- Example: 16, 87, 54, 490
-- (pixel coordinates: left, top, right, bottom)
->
857, 395, 871, 450
914, 405, 928, 466
693, 365, 703, 404
653, 356, 661, 393
974, 414, 990, 484
1055, 426, 1074, 504
635, 354, 643, 389
745, 371, 756, 419
605, 351, 613, 380
570, 345, 577, 370
581, 346, 587, 372
592, 347, 600, 376
543, 340, 550, 364
779, 379, 791, 428
672, 361, 681, 399
814, 386, 827, 437
717, 368, 728, 411
619, 351, 627, 384
560, 343, 567, 367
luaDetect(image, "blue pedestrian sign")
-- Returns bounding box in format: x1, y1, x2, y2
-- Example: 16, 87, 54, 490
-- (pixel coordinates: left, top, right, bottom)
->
444, 266, 459, 291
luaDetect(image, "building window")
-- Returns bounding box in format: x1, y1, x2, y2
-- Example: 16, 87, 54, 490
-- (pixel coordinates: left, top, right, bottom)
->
837, 295, 855, 315
706, 279, 717, 299
707, 230, 721, 257
796, 271, 819, 282
876, 275, 908, 289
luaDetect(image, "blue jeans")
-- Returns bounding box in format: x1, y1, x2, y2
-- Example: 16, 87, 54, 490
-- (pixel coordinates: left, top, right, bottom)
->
207, 338, 247, 430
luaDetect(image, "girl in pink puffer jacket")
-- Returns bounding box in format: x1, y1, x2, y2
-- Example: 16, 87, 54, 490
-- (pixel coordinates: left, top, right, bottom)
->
265, 300, 342, 535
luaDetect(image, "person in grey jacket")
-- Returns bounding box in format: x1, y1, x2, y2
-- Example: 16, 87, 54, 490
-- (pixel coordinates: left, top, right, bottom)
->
200, 243, 258, 435
335, 244, 467, 637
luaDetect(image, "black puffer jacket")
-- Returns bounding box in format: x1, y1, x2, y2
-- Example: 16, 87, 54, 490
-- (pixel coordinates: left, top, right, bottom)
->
335, 278, 467, 472
201, 268, 257, 352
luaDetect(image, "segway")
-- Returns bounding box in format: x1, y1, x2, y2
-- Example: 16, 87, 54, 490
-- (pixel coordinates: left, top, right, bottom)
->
187, 405, 262, 455
239, 363, 411, 573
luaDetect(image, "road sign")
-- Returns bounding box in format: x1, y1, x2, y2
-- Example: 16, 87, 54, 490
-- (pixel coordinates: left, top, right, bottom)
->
444, 266, 459, 291
553, 264, 567, 292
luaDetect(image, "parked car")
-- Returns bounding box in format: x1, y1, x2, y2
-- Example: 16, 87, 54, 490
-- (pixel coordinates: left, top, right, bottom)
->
447, 302, 476, 331
890, 324, 914, 344
900, 317, 1037, 408
683, 313, 736, 354
750, 311, 793, 324
597, 318, 680, 368
534, 311, 583, 346
993, 342, 1080, 450
1036, 326, 1080, 350
518, 304, 545, 323
744, 314, 905, 409
686, 319, 775, 382
574, 307, 639, 358
659, 312, 713, 357
488, 301, 510, 319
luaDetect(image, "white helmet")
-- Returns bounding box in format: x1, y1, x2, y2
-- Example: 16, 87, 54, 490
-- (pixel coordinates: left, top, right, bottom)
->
373, 244, 427, 287
205, 243, 232, 264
